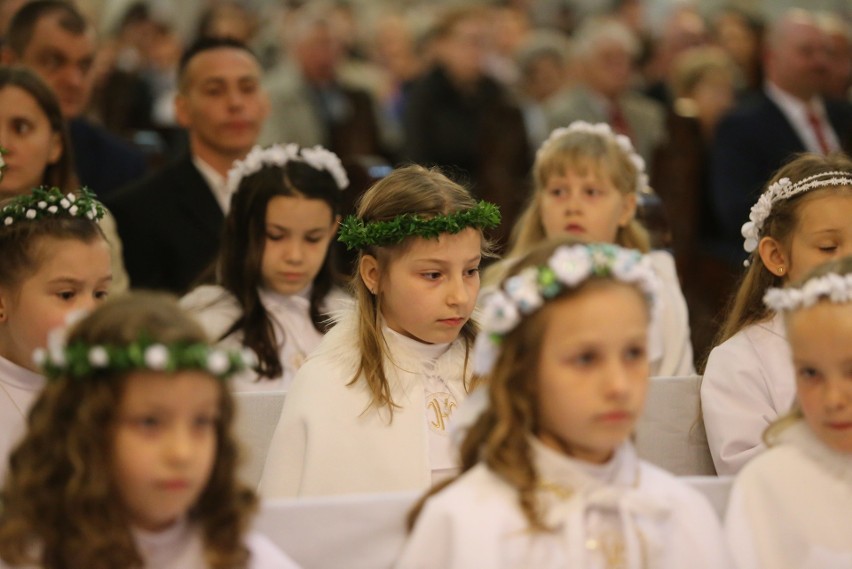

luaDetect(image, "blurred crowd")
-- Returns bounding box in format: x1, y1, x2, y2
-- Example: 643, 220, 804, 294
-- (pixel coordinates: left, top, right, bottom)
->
1, 0, 850, 361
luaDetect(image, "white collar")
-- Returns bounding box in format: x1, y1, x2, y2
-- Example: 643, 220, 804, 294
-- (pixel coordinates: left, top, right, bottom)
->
259, 285, 312, 310
382, 325, 451, 361
0, 354, 46, 391
132, 517, 192, 552
777, 421, 852, 486
192, 154, 230, 213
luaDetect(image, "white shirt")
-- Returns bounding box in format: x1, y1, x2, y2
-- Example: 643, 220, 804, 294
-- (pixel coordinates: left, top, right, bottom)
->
192, 155, 231, 213
396, 439, 731, 569
259, 308, 471, 498
702, 313, 795, 475
0, 355, 45, 486
765, 81, 840, 154
181, 285, 349, 392
725, 421, 852, 569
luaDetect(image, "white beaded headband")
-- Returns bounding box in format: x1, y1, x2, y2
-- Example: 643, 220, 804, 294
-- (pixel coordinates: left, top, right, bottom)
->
537, 121, 649, 194
764, 272, 852, 312
741, 171, 852, 258
226, 143, 349, 196
472, 243, 659, 375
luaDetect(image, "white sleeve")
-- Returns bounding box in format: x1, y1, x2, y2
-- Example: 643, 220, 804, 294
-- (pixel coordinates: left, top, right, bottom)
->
648, 251, 695, 377
246, 531, 303, 569
394, 499, 457, 569
701, 339, 773, 475
724, 477, 763, 569
257, 387, 308, 498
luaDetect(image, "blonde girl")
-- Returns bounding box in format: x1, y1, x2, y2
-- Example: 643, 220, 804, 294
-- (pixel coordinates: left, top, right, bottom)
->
702, 153, 852, 474
259, 164, 500, 497
725, 257, 852, 569
0, 292, 298, 569
397, 238, 730, 569
181, 144, 349, 392
0, 187, 112, 484
486, 120, 693, 377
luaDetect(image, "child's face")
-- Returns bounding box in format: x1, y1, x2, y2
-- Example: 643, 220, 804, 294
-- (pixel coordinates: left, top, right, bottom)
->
539, 165, 636, 245
780, 193, 852, 284
787, 301, 852, 454
0, 237, 111, 371
261, 195, 338, 295
111, 370, 220, 532
370, 228, 481, 345
535, 283, 649, 463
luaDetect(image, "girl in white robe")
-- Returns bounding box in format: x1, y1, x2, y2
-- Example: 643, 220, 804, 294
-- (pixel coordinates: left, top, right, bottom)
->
725, 257, 852, 569
0, 187, 113, 484
702, 154, 852, 474
0, 293, 298, 569
259, 165, 500, 497
397, 239, 730, 569
182, 144, 349, 392
481, 121, 694, 377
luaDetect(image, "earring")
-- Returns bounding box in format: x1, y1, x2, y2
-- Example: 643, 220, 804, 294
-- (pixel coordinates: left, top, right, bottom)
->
777, 266, 785, 275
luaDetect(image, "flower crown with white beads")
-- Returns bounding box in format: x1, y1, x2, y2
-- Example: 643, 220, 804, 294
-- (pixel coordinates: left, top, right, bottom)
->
34, 336, 257, 381
1, 187, 105, 227
472, 243, 659, 375
537, 121, 649, 194
226, 143, 349, 195
763, 271, 852, 313
741, 171, 852, 260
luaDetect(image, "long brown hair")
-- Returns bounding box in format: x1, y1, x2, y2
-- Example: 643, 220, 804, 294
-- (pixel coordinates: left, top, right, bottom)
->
350, 165, 493, 416
213, 150, 343, 380
712, 153, 852, 351
0, 66, 77, 192
0, 293, 257, 569
409, 237, 653, 531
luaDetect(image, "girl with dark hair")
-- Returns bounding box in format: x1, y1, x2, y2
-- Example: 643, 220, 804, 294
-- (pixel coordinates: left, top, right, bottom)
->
181, 143, 348, 392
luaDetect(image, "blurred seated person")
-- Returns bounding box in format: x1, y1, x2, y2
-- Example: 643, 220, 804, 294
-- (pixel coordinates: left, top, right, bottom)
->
710, 6, 764, 96
817, 11, 852, 101
545, 17, 665, 167
402, 6, 531, 249
2, 0, 147, 199
0, 66, 128, 292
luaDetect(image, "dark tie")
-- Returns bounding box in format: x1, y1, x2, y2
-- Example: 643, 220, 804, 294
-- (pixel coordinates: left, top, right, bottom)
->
806, 107, 831, 154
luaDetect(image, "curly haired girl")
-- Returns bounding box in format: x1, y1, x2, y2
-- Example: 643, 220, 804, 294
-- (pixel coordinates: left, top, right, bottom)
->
0, 292, 298, 569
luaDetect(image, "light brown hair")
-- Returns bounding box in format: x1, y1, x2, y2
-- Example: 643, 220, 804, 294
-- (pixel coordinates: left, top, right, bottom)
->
409, 236, 653, 531
712, 153, 852, 352
495, 129, 650, 286
0, 292, 257, 569
351, 164, 492, 416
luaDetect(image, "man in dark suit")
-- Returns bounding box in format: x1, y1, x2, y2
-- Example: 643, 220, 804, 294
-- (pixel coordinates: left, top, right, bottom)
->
709, 9, 852, 265
2, 1, 146, 199
105, 37, 269, 294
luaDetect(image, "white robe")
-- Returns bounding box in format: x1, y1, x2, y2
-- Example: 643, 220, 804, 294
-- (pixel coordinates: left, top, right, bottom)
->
701, 313, 795, 475
395, 438, 731, 569
725, 421, 852, 569
481, 250, 694, 377
0, 355, 45, 486
0, 519, 301, 569
180, 285, 349, 392
258, 308, 471, 498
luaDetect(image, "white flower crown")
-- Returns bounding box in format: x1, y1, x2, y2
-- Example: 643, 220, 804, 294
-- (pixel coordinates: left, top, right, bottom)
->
741, 171, 852, 260
226, 143, 349, 195
764, 271, 852, 312
472, 243, 659, 375
537, 121, 649, 194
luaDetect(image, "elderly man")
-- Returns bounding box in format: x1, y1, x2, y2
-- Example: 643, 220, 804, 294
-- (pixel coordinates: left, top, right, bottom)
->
2, 0, 146, 198
106, 37, 269, 294
544, 17, 665, 166
709, 9, 852, 265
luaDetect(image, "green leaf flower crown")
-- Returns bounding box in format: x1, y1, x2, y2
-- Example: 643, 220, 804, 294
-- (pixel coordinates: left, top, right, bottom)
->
1, 186, 105, 227
34, 338, 257, 381
337, 200, 501, 250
